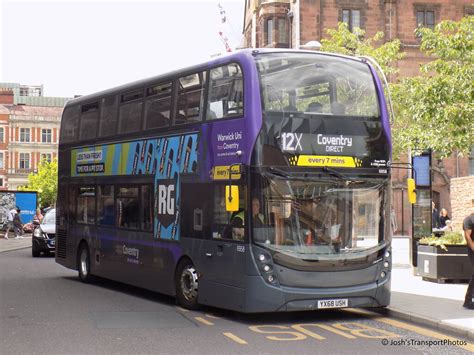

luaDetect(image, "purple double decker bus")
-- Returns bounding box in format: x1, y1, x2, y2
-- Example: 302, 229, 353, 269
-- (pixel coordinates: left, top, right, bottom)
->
56, 49, 393, 312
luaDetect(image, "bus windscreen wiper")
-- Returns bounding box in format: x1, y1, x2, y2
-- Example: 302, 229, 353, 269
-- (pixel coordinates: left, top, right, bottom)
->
268, 167, 292, 178
323, 166, 347, 180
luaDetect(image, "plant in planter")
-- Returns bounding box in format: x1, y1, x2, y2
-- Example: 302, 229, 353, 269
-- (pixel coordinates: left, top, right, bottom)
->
419, 231, 466, 251
417, 232, 469, 283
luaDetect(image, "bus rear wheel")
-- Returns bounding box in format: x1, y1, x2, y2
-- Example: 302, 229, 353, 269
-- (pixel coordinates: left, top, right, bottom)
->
176, 260, 199, 310
78, 243, 92, 283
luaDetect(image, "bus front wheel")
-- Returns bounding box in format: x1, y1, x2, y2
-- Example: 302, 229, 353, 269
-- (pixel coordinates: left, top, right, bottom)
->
78, 243, 92, 283
176, 260, 199, 310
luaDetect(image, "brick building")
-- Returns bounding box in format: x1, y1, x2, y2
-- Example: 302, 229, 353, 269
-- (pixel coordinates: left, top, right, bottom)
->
0, 84, 70, 190
242, 0, 474, 235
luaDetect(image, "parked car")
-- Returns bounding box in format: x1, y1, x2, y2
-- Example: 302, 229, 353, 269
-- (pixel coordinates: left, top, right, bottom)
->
32, 209, 55, 257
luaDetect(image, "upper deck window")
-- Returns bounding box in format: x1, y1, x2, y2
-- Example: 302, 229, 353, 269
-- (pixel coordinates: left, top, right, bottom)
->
256, 53, 379, 118
207, 63, 243, 120
145, 82, 172, 129
175, 72, 206, 125
79, 102, 99, 140
60, 105, 80, 143
99, 96, 118, 137
118, 90, 143, 134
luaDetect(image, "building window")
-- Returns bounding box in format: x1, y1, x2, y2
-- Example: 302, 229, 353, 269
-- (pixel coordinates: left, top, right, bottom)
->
0, 178, 3, 187
42, 129, 52, 143
41, 153, 52, 163
20, 128, 30, 142
416, 10, 435, 30
0, 127, 4, 142
277, 18, 288, 46
265, 18, 273, 45
0, 153, 3, 169
19, 153, 30, 169
342, 9, 361, 32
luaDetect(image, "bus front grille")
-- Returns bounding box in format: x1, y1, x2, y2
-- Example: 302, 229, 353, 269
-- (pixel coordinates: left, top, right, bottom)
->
56, 229, 67, 259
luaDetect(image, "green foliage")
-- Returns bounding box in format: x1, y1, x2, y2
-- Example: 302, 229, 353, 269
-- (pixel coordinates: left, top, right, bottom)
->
419, 231, 466, 251
18, 159, 58, 208
391, 16, 474, 157
320, 23, 405, 76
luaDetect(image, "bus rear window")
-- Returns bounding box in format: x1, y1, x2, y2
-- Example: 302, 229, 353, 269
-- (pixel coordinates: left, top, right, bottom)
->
60, 105, 80, 143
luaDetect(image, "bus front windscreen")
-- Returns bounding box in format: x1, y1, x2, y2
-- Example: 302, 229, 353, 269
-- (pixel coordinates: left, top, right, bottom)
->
252, 173, 388, 261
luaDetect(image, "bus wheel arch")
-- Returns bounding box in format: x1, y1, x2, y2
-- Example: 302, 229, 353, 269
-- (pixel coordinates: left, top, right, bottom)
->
77, 240, 93, 283
175, 257, 199, 310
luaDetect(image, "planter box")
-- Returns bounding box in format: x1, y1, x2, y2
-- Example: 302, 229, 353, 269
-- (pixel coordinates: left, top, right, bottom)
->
417, 244, 471, 283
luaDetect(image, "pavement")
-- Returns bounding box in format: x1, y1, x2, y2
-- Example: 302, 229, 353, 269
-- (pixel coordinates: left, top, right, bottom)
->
1, 233, 472, 340
388, 237, 473, 340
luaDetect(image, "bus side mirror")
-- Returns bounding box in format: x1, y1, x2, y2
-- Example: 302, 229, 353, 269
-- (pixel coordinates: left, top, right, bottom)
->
225, 186, 239, 212
407, 178, 416, 204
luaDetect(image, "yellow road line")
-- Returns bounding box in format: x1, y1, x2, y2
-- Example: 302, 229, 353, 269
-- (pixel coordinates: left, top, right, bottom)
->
223, 332, 248, 345
175, 306, 189, 312
345, 308, 474, 352
194, 317, 214, 326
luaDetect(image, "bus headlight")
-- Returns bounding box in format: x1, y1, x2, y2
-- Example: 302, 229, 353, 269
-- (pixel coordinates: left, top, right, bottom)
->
385, 251, 390, 258
383, 261, 389, 268
380, 271, 386, 279
253, 247, 280, 287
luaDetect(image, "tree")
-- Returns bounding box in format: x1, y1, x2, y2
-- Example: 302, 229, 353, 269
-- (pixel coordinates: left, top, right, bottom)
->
391, 16, 474, 157
320, 23, 405, 76
18, 159, 58, 208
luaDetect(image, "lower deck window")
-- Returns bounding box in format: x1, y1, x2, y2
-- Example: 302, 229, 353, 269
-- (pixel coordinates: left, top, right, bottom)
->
77, 187, 95, 224
117, 187, 140, 229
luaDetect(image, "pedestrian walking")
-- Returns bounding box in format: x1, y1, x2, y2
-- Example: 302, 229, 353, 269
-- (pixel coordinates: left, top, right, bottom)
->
33, 208, 43, 225
4, 207, 18, 239
462, 210, 474, 310
13, 208, 24, 239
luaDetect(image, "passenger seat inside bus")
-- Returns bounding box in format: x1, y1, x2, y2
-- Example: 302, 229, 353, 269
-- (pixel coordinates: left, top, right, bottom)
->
306, 102, 323, 113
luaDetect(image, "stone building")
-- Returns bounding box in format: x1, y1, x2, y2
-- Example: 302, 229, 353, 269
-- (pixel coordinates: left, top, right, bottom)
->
0, 84, 70, 190
242, 0, 474, 235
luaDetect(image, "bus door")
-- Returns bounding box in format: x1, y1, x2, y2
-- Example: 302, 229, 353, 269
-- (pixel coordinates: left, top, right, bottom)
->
181, 182, 247, 311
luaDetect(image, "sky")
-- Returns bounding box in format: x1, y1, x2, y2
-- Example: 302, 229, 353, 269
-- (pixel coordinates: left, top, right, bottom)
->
0, 0, 245, 98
